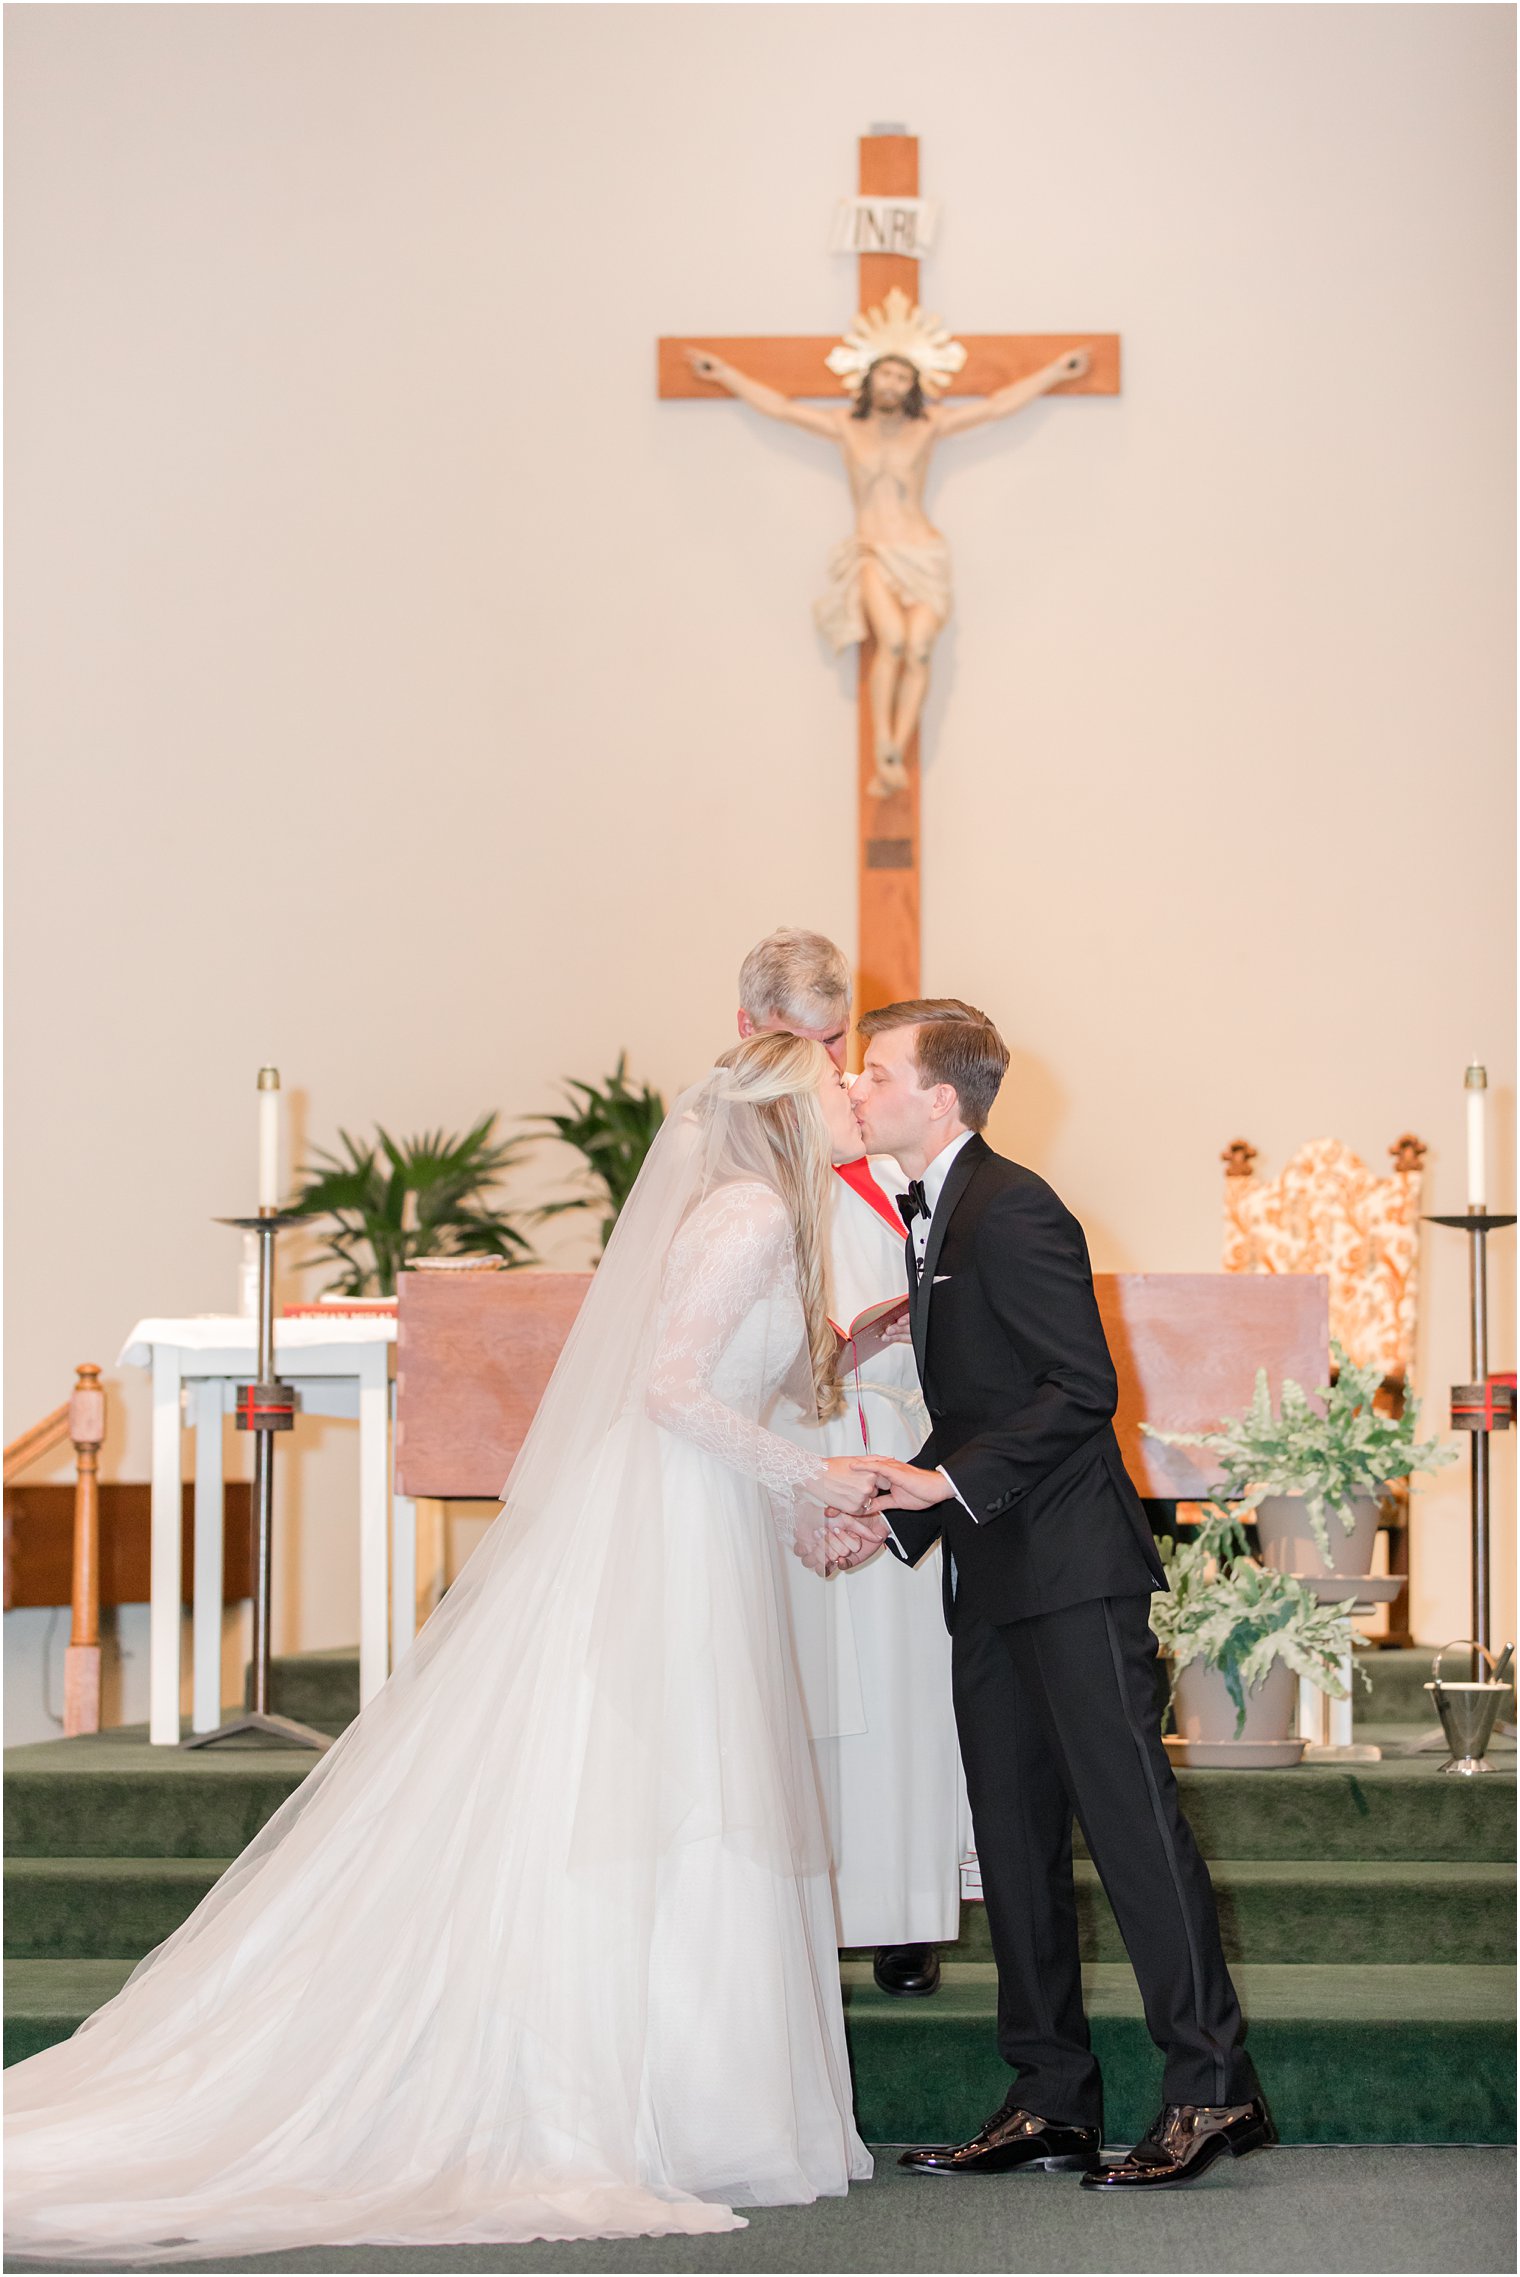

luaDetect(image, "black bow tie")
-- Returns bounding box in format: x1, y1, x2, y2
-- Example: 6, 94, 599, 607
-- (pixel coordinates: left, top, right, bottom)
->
897, 1179, 929, 1231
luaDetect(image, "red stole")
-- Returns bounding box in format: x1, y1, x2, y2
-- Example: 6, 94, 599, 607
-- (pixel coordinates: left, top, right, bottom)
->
834, 1155, 908, 1241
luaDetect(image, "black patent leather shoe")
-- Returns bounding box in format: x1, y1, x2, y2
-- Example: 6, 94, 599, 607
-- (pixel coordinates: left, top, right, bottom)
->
899, 2104, 1101, 2175
872, 1943, 941, 1997
1079, 2097, 1277, 2191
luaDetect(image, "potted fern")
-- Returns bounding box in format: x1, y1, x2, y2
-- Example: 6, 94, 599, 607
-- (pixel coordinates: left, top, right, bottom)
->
1152, 1512, 1362, 1760
1144, 1343, 1454, 1578
286, 1116, 536, 1296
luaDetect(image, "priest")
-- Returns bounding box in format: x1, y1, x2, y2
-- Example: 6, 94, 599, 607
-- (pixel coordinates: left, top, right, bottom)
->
736, 929, 962, 1993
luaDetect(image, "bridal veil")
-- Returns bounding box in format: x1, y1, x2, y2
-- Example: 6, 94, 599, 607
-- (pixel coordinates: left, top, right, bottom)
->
5, 1065, 869, 2260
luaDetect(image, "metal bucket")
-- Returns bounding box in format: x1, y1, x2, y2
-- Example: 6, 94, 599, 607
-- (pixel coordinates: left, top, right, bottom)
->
1425, 1640, 1513, 1776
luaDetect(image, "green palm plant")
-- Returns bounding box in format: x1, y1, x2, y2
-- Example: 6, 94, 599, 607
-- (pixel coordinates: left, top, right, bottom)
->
529, 1054, 666, 1255
286, 1116, 536, 1296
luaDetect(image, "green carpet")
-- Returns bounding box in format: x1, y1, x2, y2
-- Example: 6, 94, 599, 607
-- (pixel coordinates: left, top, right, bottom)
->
7, 1957, 1512, 2144
5, 1646, 1513, 2154
4, 1727, 309, 1859
839, 1962, 1515, 2145
1354, 1648, 1444, 1717
8, 1728, 1512, 1862
861, 1858, 1514, 1968
11, 1853, 1512, 1967
243, 1641, 1470, 1747
3, 2149, 1514, 2275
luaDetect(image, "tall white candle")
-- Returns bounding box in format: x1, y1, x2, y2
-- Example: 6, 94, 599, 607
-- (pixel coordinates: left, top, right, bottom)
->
1465, 1062, 1487, 1211
258, 1067, 280, 1211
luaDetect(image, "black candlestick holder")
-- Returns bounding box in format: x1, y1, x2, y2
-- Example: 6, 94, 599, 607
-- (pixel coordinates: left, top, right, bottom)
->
184, 1211, 331, 1752
1423, 1212, 1516, 1682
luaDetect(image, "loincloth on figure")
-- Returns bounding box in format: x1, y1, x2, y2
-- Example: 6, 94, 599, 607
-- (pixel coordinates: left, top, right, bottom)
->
813, 536, 953, 655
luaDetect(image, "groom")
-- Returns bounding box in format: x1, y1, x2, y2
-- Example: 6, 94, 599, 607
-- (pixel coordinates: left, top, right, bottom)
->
828, 998, 1273, 2192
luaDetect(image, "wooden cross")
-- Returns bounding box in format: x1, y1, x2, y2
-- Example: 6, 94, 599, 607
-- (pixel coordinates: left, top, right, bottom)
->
660, 130, 1119, 1017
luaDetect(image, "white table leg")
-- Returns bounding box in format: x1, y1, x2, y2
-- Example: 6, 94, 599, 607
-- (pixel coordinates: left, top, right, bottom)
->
190, 1381, 226, 1732
1297, 1673, 1327, 1745
1304, 1635, 1380, 1762
149, 1349, 184, 1745
357, 1349, 390, 1709
1327, 1644, 1356, 1747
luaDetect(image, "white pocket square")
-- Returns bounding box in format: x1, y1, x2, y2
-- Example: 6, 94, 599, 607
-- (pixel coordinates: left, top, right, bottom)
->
932, 1274, 952, 1284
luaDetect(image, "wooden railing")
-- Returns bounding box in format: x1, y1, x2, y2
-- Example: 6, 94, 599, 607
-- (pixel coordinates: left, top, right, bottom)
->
4, 1366, 106, 1734
3, 1404, 72, 1482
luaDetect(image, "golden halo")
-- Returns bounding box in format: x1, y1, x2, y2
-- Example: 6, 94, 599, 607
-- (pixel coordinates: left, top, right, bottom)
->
824, 288, 967, 397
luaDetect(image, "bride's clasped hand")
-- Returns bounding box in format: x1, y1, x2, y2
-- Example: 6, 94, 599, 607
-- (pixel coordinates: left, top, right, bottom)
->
805, 1455, 957, 1573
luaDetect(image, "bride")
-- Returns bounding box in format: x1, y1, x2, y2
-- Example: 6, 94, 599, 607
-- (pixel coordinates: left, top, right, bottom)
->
6, 1034, 888, 2262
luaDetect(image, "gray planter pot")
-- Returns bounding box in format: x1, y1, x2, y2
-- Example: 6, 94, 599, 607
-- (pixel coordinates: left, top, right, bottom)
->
1171, 1657, 1298, 1746
1254, 1492, 1383, 1579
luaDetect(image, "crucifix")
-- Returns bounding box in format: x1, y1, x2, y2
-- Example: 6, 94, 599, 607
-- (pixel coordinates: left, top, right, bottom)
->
659, 127, 1119, 1017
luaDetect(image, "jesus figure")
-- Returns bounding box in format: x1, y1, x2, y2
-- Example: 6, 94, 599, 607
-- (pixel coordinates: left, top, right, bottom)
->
688, 317, 1090, 797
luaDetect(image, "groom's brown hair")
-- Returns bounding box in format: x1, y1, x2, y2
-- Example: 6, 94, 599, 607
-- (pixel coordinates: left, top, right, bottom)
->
857, 998, 1010, 1132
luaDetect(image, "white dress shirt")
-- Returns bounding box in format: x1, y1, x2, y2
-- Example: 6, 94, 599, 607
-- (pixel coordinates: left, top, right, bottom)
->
899, 1128, 980, 1528
907, 1128, 976, 1278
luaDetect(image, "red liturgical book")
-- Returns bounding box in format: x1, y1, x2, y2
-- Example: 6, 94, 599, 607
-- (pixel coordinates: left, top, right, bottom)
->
830, 1293, 911, 1370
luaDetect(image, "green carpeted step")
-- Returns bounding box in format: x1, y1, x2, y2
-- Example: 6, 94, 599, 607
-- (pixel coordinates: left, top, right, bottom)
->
129, 1642, 1483, 1753
4, 1729, 311, 1859
1356, 1647, 1431, 1723
1355, 1647, 1468, 1728
1144, 1756, 1513, 1861
8, 1958, 1512, 2147
848, 1859, 1516, 1970
253, 1643, 1462, 1741
4, 1960, 138, 2068
1356, 1723, 1516, 1760
232, 1643, 1477, 1751
248, 1648, 360, 1738
839, 1962, 1515, 2147
8, 1727, 1513, 1861
15, 1854, 1513, 1968
5, 1857, 233, 1961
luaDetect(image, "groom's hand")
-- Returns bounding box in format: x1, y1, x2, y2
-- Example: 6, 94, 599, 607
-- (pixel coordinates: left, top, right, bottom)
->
817, 1456, 894, 1516
860, 1457, 956, 1514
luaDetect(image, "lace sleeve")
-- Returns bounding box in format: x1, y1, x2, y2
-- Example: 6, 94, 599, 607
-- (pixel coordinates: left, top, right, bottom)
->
645, 1182, 828, 1513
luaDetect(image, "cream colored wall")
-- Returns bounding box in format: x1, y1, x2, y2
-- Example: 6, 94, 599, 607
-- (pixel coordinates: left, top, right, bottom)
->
6, 4, 1513, 1744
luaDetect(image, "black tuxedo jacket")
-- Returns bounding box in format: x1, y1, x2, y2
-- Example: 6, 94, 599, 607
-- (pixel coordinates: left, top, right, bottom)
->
887, 1133, 1165, 1630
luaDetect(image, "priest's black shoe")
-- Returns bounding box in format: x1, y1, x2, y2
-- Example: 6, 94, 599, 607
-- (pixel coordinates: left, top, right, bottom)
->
1080, 2098, 1277, 2191
872, 1944, 941, 1997
899, 2104, 1100, 2174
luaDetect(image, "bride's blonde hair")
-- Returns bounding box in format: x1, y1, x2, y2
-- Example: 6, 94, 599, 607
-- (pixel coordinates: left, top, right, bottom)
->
710, 1033, 844, 1425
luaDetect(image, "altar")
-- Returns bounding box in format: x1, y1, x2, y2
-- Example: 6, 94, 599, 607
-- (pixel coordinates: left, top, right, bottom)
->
393, 1263, 1331, 1505
392, 1260, 1400, 1765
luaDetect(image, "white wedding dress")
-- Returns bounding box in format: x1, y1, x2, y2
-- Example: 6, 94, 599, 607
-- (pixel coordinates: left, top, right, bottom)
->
5, 1079, 872, 2263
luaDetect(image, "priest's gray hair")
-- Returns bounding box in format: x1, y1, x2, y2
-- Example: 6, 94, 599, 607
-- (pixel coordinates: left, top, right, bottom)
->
737, 929, 852, 1030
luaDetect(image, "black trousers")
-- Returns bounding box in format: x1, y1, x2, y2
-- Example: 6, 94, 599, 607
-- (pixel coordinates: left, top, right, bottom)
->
952, 1592, 1260, 2129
